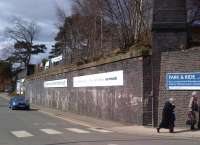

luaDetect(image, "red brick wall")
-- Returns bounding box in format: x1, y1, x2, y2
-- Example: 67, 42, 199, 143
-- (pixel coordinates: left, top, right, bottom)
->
26, 56, 152, 125
159, 48, 200, 127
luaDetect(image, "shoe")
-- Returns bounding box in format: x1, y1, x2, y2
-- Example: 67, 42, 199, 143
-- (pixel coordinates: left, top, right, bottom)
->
169, 128, 174, 133
197, 124, 200, 129
157, 128, 160, 133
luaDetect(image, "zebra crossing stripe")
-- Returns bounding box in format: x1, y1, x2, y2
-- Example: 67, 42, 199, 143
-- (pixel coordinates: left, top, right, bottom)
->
11, 131, 34, 138
40, 129, 62, 134
10, 127, 111, 138
89, 128, 112, 133
66, 128, 90, 133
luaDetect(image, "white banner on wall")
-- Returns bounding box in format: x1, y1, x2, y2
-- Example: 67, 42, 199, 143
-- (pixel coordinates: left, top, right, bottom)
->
51, 55, 63, 63
44, 79, 67, 88
44, 61, 50, 70
73, 70, 123, 87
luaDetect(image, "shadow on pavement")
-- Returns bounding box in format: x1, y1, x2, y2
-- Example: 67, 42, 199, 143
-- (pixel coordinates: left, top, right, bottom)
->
174, 129, 200, 134
26, 108, 40, 111
43, 138, 196, 145
12, 108, 40, 111
157, 128, 200, 134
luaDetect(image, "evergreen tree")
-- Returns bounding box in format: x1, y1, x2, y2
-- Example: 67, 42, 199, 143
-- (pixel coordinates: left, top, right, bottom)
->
5, 18, 47, 69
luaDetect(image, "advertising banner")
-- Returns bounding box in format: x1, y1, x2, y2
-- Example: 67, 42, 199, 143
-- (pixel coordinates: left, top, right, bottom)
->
166, 72, 200, 90
44, 79, 67, 88
51, 55, 63, 63
73, 70, 123, 87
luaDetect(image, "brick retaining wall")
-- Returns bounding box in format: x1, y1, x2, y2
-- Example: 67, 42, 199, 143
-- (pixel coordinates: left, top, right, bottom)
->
159, 48, 200, 127
26, 56, 152, 125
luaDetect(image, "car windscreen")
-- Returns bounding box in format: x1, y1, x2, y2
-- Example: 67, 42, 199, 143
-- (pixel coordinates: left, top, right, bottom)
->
13, 97, 25, 101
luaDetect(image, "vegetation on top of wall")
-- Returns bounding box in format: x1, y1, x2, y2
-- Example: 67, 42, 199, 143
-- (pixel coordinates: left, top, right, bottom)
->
27, 45, 151, 80
50, 0, 153, 66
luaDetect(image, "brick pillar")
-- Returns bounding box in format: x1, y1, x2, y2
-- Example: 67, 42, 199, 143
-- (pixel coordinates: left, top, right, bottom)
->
152, 0, 187, 126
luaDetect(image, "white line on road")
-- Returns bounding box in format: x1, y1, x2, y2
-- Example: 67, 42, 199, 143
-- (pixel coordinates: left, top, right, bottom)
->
88, 128, 112, 133
11, 131, 34, 138
66, 128, 91, 133
40, 129, 62, 135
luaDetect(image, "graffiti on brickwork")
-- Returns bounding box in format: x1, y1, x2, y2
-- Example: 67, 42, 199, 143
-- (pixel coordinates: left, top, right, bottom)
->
130, 95, 142, 106
92, 89, 97, 105
143, 98, 150, 106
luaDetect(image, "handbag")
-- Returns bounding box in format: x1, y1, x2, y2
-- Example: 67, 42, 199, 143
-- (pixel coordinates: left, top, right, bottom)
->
186, 111, 196, 125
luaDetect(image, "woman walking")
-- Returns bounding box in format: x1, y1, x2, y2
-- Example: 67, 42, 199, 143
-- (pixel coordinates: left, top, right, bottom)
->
157, 98, 176, 133
188, 91, 199, 130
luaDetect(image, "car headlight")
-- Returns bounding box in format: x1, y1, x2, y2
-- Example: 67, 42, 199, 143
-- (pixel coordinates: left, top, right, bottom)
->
13, 102, 16, 106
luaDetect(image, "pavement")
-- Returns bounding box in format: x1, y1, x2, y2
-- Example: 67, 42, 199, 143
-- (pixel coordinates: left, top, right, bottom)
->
0, 94, 200, 145
34, 106, 200, 140
33, 102, 200, 139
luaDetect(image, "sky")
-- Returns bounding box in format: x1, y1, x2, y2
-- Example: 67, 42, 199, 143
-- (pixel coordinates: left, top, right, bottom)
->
0, 0, 72, 64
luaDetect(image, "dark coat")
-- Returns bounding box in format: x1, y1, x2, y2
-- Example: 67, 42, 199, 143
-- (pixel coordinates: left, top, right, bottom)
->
159, 101, 175, 129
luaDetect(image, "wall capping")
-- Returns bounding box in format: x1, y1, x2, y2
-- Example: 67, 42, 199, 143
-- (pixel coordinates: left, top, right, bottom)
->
27, 49, 151, 80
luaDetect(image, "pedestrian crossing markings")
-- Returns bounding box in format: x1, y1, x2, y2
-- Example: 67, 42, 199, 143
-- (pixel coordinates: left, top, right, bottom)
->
89, 128, 112, 133
40, 129, 62, 134
11, 127, 112, 138
66, 128, 91, 133
11, 131, 34, 138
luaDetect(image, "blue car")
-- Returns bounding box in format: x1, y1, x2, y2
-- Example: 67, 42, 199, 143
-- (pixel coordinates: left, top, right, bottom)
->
9, 96, 30, 110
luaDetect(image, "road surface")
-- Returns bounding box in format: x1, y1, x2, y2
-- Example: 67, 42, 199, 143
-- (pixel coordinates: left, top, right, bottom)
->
0, 96, 200, 145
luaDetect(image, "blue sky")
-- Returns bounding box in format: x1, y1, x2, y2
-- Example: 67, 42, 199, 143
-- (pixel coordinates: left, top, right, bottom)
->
0, 0, 72, 63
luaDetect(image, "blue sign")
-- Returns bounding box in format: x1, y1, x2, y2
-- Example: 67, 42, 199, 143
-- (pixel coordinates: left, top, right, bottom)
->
166, 72, 200, 90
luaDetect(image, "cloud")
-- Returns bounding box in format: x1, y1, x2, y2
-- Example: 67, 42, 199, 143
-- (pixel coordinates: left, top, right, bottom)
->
0, 0, 72, 61
0, 39, 14, 60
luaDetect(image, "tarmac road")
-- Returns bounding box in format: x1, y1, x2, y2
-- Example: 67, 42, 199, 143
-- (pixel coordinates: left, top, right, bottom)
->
0, 96, 200, 145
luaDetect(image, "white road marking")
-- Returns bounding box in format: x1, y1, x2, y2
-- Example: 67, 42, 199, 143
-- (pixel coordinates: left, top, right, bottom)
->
88, 128, 112, 133
11, 131, 34, 138
40, 129, 62, 135
66, 128, 90, 133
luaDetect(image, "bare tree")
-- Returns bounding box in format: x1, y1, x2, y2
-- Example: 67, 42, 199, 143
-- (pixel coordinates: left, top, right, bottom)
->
55, 2, 67, 27
103, 0, 152, 49
72, 0, 152, 51
187, 0, 200, 47
52, 0, 152, 66
187, 0, 200, 24
5, 17, 46, 68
